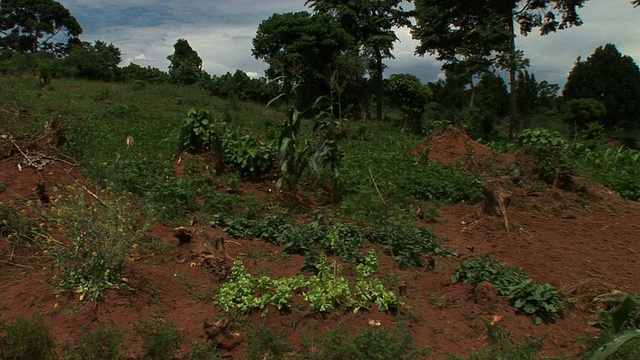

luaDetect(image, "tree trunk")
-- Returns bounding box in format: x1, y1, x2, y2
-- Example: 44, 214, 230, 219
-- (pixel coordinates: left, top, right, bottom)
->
468, 76, 476, 108
507, 15, 518, 139
374, 47, 384, 122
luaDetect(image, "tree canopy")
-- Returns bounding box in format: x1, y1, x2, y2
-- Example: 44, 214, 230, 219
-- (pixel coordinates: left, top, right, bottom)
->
563, 43, 640, 130
306, 0, 411, 121
412, 0, 588, 136
252, 11, 355, 108
0, 0, 82, 56
167, 39, 202, 85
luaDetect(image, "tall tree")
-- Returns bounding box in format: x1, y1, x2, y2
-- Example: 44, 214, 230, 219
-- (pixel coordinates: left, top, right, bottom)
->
252, 11, 355, 108
563, 43, 640, 130
0, 0, 82, 56
306, 0, 411, 121
412, 0, 588, 137
167, 39, 202, 85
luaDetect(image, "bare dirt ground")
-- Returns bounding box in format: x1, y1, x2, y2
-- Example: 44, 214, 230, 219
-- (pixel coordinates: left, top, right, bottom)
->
2, 129, 639, 359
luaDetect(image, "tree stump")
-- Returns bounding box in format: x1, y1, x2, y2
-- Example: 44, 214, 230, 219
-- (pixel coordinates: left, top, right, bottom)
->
482, 179, 511, 236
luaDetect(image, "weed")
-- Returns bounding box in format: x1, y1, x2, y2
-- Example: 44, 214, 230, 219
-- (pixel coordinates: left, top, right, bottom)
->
245, 326, 290, 360
0, 314, 56, 360
0, 202, 37, 248
40, 189, 149, 302
134, 318, 183, 360
446, 336, 545, 360
69, 324, 125, 360
302, 321, 429, 359
186, 341, 221, 360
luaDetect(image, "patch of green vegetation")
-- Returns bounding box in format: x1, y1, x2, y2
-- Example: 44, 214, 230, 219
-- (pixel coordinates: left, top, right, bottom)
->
134, 318, 183, 360
0, 315, 56, 360
39, 189, 150, 302
301, 321, 429, 360
581, 293, 640, 360
215, 252, 400, 313
452, 255, 564, 324
64, 324, 125, 360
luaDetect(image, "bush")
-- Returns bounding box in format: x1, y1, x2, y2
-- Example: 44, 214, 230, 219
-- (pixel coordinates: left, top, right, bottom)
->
0, 315, 56, 360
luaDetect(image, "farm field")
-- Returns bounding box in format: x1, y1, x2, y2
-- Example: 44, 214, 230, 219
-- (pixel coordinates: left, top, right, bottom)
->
1, 76, 640, 359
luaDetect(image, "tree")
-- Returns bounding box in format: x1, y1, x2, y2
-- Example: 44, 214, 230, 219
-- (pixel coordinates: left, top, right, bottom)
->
412, 0, 588, 137
563, 44, 640, 130
167, 39, 202, 85
306, 0, 411, 122
0, 0, 82, 56
252, 11, 355, 108
561, 98, 606, 138
63, 40, 121, 81
387, 73, 431, 134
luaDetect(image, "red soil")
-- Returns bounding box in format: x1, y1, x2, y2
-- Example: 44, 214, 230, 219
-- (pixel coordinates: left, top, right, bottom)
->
2, 129, 639, 359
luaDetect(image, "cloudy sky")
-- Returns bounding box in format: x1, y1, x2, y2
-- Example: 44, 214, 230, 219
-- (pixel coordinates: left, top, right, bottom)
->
56, 0, 639, 88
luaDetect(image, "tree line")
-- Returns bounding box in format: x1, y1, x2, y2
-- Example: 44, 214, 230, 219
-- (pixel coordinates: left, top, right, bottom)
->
1, 0, 639, 142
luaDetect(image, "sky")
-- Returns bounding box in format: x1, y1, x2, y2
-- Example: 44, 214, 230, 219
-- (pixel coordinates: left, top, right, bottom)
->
56, 0, 640, 88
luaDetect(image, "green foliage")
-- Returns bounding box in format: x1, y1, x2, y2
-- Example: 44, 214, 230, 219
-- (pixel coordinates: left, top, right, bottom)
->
446, 336, 545, 360
387, 73, 432, 134
245, 326, 290, 360
577, 145, 640, 201
367, 222, 455, 269
274, 107, 345, 201
134, 319, 183, 360
561, 98, 607, 134
302, 321, 429, 360
0, 202, 37, 247
453, 255, 564, 324
167, 39, 202, 85
252, 11, 355, 108
0, 315, 56, 360
179, 108, 226, 154
585, 294, 640, 360
517, 128, 574, 186
222, 132, 276, 178
41, 190, 148, 302
563, 43, 640, 130
0, 0, 83, 55
215, 253, 400, 313
62, 40, 122, 81
72, 324, 125, 360
186, 341, 221, 360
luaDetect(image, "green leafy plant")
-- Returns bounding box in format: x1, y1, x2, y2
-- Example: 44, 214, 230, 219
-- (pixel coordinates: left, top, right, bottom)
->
179, 108, 226, 171
215, 252, 400, 314
517, 128, 574, 187
0, 315, 56, 360
453, 255, 563, 324
41, 190, 149, 302
366, 222, 455, 268
222, 132, 276, 177
587, 294, 640, 360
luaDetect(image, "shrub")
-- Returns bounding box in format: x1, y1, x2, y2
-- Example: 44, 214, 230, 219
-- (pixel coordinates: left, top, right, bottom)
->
0, 315, 56, 360
134, 319, 183, 360
41, 190, 149, 301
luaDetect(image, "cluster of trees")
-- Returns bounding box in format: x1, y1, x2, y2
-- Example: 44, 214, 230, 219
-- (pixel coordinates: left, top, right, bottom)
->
2, 0, 639, 137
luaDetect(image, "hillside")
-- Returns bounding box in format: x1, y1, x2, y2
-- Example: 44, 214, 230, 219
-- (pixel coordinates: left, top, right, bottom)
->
1, 76, 640, 359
